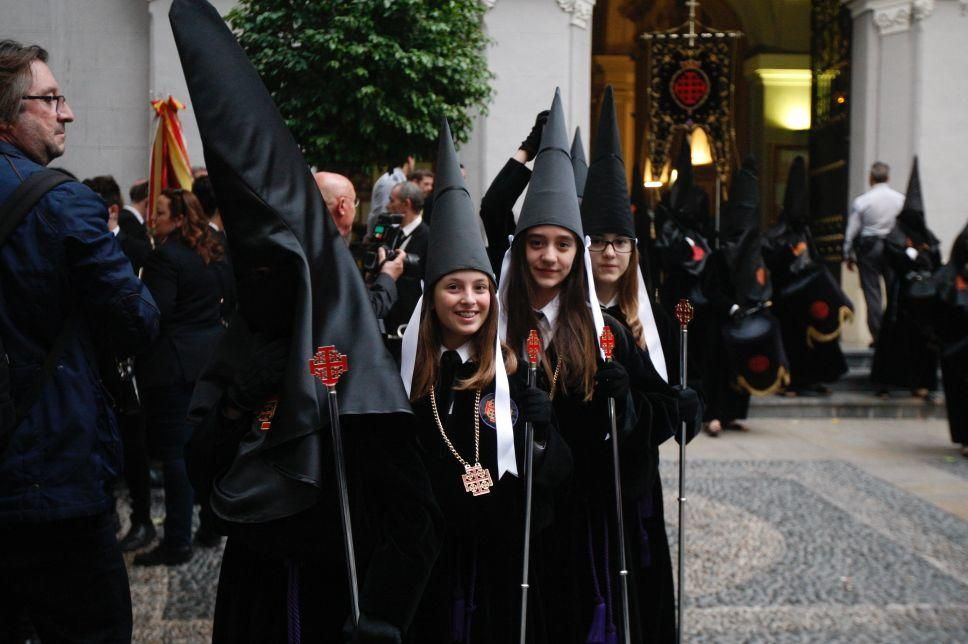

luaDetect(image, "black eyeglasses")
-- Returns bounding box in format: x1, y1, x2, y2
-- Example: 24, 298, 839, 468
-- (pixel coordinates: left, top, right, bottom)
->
588, 237, 635, 254
22, 95, 67, 113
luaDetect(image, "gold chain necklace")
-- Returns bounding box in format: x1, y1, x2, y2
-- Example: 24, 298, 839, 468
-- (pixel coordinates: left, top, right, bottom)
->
549, 357, 562, 400
429, 386, 493, 496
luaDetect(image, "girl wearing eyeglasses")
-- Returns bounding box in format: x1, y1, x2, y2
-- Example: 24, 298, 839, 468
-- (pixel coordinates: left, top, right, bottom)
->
579, 86, 704, 642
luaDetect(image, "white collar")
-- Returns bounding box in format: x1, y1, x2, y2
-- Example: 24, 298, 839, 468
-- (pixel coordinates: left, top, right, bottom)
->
123, 205, 144, 226
208, 221, 220, 232
601, 294, 618, 308
438, 342, 473, 364
534, 294, 561, 346
401, 214, 423, 236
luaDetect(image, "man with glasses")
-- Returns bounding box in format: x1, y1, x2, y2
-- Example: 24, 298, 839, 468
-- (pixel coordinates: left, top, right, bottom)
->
0, 40, 159, 641
314, 170, 407, 319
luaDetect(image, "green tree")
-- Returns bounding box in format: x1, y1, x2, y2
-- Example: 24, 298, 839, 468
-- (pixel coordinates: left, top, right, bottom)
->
227, 0, 493, 174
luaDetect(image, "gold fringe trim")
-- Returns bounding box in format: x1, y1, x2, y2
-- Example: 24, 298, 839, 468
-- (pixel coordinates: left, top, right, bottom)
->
736, 366, 791, 397
805, 306, 854, 349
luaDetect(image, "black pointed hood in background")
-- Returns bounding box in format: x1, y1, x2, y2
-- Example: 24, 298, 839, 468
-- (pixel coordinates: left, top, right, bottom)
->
580, 85, 635, 239
897, 156, 928, 235
571, 127, 588, 199
781, 156, 808, 225
515, 88, 583, 240
171, 0, 410, 522
722, 155, 771, 304
424, 118, 494, 288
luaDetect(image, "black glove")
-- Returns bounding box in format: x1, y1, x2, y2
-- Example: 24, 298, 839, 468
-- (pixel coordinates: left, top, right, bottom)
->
673, 385, 702, 445
224, 336, 289, 413
594, 361, 630, 402
519, 110, 550, 161
517, 386, 552, 427
344, 613, 402, 644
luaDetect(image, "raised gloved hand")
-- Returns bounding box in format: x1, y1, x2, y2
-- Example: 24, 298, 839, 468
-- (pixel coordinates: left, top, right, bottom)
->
517, 386, 552, 427
672, 385, 703, 444
594, 360, 630, 402
224, 336, 289, 413
519, 110, 550, 161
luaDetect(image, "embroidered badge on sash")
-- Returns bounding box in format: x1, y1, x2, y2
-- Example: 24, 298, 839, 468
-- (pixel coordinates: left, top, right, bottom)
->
479, 392, 518, 429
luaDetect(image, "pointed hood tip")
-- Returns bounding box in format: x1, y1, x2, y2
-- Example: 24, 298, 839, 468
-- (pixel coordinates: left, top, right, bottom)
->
580, 85, 633, 238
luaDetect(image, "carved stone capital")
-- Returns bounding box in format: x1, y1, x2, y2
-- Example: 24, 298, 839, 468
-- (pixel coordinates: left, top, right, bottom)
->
912, 0, 936, 19
556, 0, 597, 29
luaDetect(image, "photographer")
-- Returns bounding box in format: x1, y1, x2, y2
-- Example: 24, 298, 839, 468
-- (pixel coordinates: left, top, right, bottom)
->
374, 181, 428, 361
314, 171, 411, 321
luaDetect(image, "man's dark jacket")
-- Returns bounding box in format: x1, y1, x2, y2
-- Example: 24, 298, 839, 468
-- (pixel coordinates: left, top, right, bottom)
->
117, 206, 152, 273
0, 141, 160, 523
382, 221, 428, 336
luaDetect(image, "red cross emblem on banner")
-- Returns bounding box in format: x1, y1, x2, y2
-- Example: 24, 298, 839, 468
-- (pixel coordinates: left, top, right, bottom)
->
309, 345, 349, 388
526, 329, 541, 366
671, 66, 710, 110
600, 326, 615, 362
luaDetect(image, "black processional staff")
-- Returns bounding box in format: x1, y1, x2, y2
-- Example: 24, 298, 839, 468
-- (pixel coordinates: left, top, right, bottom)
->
674, 299, 694, 644
309, 345, 360, 625
519, 329, 542, 644
600, 326, 632, 644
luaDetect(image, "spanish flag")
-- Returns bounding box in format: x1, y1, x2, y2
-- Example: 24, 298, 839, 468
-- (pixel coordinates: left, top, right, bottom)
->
147, 96, 193, 227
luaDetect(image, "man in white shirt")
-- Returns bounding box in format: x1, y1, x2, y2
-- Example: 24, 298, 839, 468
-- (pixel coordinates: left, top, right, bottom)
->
365, 154, 415, 238
843, 162, 905, 340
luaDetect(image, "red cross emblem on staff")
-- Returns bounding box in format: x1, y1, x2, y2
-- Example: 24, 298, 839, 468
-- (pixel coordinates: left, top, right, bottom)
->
526, 329, 541, 367
600, 326, 615, 363
309, 345, 349, 388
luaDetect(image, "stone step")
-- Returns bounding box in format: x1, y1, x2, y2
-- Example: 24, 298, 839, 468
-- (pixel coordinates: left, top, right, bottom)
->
843, 347, 873, 370
748, 391, 947, 419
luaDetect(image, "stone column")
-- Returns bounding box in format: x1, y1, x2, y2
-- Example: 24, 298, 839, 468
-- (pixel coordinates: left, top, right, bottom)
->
462, 0, 595, 210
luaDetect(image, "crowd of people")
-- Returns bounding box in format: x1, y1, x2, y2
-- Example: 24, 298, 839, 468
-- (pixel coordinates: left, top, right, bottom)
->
1, 2, 965, 641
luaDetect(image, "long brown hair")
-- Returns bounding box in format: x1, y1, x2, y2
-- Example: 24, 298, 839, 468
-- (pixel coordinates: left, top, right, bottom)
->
162, 188, 224, 264
505, 233, 598, 401
410, 281, 518, 401
614, 246, 645, 350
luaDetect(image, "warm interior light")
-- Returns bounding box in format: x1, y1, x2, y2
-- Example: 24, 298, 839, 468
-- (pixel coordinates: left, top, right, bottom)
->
669, 169, 679, 185
644, 181, 664, 188
689, 127, 714, 166
779, 106, 811, 131
755, 67, 812, 131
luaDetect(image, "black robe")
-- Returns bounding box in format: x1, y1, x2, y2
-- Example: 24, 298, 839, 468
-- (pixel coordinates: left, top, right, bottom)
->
533, 317, 675, 643
603, 305, 680, 643
699, 252, 751, 422
931, 260, 968, 445
870, 224, 942, 391
407, 360, 572, 643
763, 222, 849, 388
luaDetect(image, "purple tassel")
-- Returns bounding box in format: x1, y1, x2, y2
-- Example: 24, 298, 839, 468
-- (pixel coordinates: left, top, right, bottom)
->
450, 596, 466, 642
286, 561, 302, 644
586, 599, 607, 644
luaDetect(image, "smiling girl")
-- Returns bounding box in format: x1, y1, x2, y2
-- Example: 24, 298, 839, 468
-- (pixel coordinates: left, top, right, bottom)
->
402, 120, 570, 643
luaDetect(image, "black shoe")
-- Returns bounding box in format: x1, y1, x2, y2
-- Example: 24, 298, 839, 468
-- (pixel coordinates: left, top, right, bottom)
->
118, 521, 157, 552
133, 542, 193, 567
193, 524, 223, 548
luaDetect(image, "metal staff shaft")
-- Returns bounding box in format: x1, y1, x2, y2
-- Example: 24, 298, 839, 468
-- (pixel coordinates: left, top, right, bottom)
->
673, 298, 694, 644
677, 326, 689, 644
608, 393, 632, 644
518, 361, 537, 644
327, 385, 360, 624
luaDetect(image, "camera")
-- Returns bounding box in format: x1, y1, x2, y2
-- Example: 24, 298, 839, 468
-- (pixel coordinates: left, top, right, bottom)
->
362, 213, 420, 273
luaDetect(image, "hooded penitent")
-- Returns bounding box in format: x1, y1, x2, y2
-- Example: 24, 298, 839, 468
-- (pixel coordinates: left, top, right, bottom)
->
171, 0, 411, 522
400, 118, 517, 478
580, 85, 667, 381
666, 135, 707, 231
500, 88, 606, 357
722, 156, 772, 305
571, 127, 588, 199
895, 156, 937, 247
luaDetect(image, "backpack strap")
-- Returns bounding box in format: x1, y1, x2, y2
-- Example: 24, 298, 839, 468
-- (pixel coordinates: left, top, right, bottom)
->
0, 168, 73, 246
0, 168, 78, 425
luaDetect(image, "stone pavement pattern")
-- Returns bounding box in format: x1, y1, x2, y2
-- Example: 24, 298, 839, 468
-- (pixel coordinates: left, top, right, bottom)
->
121, 418, 967, 642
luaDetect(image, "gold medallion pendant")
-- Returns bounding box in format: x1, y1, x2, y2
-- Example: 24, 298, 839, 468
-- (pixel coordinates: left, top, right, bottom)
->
430, 386, 493, 496
462, 463, 494, 496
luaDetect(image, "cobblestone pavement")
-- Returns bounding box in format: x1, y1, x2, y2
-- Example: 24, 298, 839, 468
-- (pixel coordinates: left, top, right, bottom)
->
121, 418, 968, 642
